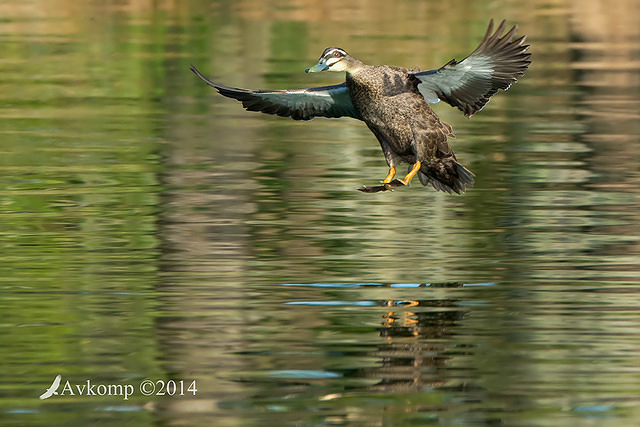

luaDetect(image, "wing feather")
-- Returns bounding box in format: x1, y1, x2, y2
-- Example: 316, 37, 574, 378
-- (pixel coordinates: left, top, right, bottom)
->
190, 65, 361, 121
413, 19, 531, 117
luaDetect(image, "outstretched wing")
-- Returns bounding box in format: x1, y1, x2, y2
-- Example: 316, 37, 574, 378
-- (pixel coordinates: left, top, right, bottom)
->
190, 65, 362, 121
413, 19, 531, 117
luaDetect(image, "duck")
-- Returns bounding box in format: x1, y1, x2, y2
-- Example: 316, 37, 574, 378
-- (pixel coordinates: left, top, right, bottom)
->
190, 19, 530, 194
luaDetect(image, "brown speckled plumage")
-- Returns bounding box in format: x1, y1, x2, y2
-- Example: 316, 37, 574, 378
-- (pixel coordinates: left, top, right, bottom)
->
346, 66, 470, 193
191, 20, 530, 194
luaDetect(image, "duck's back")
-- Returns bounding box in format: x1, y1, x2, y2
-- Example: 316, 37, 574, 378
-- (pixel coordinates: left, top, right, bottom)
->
346, 65, 454, 160
346, 65, 417, 107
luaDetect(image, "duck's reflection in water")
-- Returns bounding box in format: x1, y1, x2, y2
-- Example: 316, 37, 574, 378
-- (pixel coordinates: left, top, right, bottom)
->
348, 282, 470, 393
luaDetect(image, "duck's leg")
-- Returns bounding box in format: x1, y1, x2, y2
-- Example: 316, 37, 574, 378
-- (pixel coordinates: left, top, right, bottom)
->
358, 166, 398, 193
359, 164, 420, 193
357, 142, 403, 193
389, 161, 421, 187
382, 166, 396, 184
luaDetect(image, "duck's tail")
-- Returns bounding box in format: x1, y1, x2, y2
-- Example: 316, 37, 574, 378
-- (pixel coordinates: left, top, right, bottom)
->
418, 159, 475, 194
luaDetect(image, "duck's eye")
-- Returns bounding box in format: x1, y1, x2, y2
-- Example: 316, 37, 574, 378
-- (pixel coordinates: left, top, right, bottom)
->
333, 51, 341, 58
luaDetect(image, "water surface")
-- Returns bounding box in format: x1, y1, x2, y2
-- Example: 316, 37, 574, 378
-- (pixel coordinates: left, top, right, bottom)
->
2, 0, 640, 425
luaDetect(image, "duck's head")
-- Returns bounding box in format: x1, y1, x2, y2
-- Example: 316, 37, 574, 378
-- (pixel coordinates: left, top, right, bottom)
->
306, 47, 363, 74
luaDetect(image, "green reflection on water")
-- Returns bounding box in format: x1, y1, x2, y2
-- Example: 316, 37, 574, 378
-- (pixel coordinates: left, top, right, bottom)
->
1, 0, 640, 426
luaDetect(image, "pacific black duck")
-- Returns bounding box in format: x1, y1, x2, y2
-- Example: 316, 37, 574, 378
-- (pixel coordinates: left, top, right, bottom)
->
191, 19, 530, 194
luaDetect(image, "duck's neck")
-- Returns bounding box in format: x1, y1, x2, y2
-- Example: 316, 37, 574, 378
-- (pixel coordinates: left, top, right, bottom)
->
342, 56, 365, 74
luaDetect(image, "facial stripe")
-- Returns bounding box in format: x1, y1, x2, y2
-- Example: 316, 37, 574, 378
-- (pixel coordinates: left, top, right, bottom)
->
322, 47, 347, 59
325, 57, 340, 67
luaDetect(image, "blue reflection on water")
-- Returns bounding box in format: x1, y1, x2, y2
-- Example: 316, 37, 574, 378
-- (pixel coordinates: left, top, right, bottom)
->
285, 301, 377, 306
267, 370, 341, 379
281, 282, 497, 288
281, 283, 381, 288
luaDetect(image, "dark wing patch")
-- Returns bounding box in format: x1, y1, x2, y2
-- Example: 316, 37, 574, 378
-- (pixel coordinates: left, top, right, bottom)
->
413, 19, 531, 117
190, 65, 362, 121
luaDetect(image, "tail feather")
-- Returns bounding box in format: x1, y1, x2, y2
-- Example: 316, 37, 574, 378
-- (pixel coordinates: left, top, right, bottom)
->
418, 160, 475, 194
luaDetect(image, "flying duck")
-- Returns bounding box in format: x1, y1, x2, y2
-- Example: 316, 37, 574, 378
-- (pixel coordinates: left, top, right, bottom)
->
191, 19, 530, 193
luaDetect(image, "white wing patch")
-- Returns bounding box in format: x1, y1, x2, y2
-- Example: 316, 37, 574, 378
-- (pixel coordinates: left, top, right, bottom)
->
412, 20, 530, 117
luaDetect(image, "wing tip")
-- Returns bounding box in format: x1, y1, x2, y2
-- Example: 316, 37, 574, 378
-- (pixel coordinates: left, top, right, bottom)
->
190, 63, 220, 89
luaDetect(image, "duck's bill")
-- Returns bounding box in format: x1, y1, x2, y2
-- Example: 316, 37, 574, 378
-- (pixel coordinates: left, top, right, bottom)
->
305, 60, 329, 73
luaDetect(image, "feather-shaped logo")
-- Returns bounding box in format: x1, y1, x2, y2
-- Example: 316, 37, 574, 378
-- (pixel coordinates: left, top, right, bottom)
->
39, 375, 62, 400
